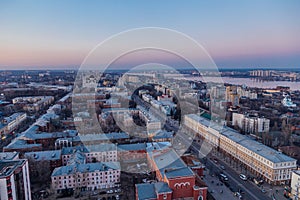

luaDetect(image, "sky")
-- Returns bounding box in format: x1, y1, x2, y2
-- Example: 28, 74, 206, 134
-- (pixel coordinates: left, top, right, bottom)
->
0, 0, 300, 70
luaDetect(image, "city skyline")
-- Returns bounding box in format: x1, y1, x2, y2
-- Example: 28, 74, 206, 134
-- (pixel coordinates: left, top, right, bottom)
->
0, 0, 300, 70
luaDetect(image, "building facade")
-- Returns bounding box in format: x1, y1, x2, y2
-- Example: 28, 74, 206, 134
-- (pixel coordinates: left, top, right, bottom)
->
136, 144, 207, 200
51, 162, 120, 193
291, 171, 300, 200
61, 144, 117, 165
232, 113, 270, 134
0, 113, 27, 136
184, 114, 296, 185
0, 159, 31, 200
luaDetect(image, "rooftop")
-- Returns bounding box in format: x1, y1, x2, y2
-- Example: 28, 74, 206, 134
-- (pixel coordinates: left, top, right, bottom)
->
0, 152, 19, 160
118, 143, 147, 151
136, 182, 172, 200
51, 162, 120, 176
146, 142, 171, 154
0, 159, 26, 178
292, 170, 300, 176
186, 114, 297, 164
73, 132, 129, 142
61, 143, 117, 155
152, 149, 194, 179
25, 150, 61, 161
152, 130, 174, 140
2, 112, 26, 124
67, 151, 86, 165
4, 138, 42, 150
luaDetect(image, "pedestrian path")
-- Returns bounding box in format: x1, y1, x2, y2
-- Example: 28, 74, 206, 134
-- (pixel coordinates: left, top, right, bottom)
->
203, 169, 236, 200
213, 152, 289, 200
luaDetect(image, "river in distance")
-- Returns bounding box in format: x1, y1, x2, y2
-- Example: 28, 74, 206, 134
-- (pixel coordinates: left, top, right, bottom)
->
178, 76, 300, 91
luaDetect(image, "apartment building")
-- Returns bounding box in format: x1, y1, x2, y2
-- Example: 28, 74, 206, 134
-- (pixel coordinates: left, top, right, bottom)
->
0, 113, 27, 136
0, 159, 31, 200
61, 144, 117, 165
232, 113, 270, 134
12, 96, 54, 112
226, 86, 239, 107
136, 144, 207, 200
184, 114, 297, 185
291, 171, 300, 200
51, 162, 120, 193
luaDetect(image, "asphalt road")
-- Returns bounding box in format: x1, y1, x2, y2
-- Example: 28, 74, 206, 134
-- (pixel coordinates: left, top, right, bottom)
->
191, 143, 271, 200
133, 93, 273, 200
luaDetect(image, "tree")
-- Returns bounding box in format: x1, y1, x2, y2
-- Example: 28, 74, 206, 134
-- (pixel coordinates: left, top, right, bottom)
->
28, 158, 52, 184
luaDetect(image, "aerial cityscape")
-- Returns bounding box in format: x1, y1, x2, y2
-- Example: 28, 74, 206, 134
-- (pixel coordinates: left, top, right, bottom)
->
0, 1, 300, 200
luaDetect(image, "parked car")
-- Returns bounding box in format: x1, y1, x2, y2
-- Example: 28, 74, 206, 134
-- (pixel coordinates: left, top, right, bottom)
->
115, 188, 121, 193
234, 192, 243, 199
219, 173, 228, 181
239, 174, 247, 181
220, 165, 225, 170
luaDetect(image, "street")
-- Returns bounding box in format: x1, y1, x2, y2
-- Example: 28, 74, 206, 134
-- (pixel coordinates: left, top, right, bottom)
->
176, 130, 274, 200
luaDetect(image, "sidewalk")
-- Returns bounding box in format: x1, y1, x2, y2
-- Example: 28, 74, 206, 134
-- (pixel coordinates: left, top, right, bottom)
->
203, 169, 236, 200
212, 151, 288, 200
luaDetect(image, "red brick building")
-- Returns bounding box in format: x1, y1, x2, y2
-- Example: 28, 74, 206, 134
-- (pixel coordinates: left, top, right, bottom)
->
181, 154, 205, 177
136, 146, 207, 200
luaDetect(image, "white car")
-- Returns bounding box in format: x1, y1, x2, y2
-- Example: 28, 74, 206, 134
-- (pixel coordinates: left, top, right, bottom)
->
219, 173, 228, 181
239, 174, 247, 181
107, 190, 114, 194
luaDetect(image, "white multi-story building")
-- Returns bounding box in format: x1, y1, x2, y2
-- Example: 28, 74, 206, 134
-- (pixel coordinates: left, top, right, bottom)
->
137, 106, 161, 134
184, 114, 297, 185
12, 96, 54, 112
232, 113, 270, 134
0, 113, 27, 136
0, 159, 31, 200
61, 144, 117, 165
237, 87, 257, 99
51, 162, 120, 193
291, 171, 300, 200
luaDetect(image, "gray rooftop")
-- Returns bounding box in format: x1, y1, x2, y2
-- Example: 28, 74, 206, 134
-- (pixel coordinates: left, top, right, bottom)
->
146, 142, 171, 154
153, 130, 174, 140
117, 143, 147, 151
4, 139, 42, 150
186, 114, 296, 164
25, 150, 61, 161
0, 159, 26, 178
0, 152, 19, 160
73, 132, 129, 142
51, 162, 120, 176
61, 143, 117, 155
136, 182, 172, 200
152, 149, 194, 179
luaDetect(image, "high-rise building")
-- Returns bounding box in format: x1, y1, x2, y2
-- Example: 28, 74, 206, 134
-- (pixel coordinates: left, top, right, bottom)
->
226, 86, 240, 107
0, 159, 31, 200
291, 171, 300, 200
232, 113, 270, 134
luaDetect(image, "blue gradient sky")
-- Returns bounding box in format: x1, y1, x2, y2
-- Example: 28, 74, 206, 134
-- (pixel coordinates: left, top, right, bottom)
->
0, 0, 300, 69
